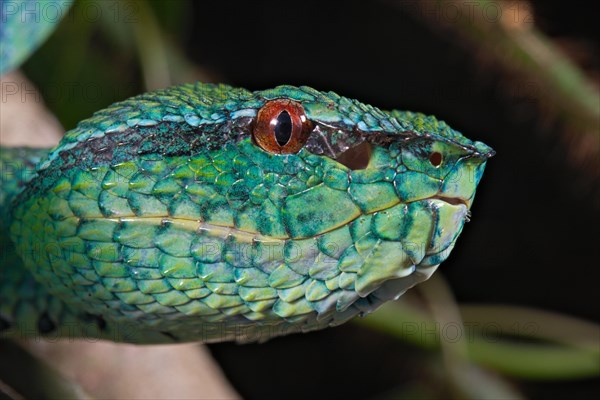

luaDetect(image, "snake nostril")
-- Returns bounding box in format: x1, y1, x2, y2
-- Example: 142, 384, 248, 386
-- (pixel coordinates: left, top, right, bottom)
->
335, 142, 372, 170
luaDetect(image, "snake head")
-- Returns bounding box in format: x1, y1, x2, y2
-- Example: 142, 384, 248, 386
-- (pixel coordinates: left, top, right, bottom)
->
239, 85, 494, 232
11, 83, 493, 343
242, 86, 495, 298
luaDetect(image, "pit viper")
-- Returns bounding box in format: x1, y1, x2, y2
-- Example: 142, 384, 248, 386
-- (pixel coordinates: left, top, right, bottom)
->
0, 82, 494, 343
1, 0, 494, 344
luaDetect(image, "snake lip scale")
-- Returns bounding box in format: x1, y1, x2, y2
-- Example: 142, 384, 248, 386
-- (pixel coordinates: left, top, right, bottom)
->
0, 83, 493, 343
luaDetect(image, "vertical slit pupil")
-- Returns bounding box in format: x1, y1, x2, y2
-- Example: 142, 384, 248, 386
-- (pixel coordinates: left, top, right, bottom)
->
274, 111, 292, 146
429, 152, 442, 167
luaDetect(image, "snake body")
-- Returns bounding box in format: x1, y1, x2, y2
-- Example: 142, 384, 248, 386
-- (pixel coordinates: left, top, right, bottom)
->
0, 83, 493, 343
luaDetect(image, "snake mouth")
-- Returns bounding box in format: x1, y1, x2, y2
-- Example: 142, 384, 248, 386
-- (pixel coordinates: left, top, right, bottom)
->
429, 195, 469, 207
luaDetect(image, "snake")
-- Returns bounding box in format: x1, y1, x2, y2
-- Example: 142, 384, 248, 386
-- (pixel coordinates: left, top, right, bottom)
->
0, 82, 494, 343
0, 1, 493, 344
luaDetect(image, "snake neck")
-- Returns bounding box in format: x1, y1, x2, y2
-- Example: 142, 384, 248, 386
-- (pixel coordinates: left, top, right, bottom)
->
0, 147, 53, 337
0, 147, 48, 230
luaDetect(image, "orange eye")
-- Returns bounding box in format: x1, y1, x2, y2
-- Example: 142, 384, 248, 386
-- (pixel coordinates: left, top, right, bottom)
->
253, 99, 313, 154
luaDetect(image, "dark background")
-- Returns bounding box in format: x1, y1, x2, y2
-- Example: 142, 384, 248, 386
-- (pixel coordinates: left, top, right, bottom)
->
22, 0, 599, 398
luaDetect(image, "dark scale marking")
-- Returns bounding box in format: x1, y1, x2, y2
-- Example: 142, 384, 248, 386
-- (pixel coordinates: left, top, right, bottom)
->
160, 331, 179, 341
37, 312, 56, 334
97, 316, 107, 331
297, 213, 311, 223
82, 313, 108, 332
0, 315, 11, 332
18, 121, 249, 204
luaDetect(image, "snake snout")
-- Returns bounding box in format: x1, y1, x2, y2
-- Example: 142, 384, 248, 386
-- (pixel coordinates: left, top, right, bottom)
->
439, 157, 490, 209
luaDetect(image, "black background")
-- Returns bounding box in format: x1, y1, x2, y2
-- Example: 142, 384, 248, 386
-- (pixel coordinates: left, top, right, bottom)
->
184, 1, 599, 399
19, 0, 599, 398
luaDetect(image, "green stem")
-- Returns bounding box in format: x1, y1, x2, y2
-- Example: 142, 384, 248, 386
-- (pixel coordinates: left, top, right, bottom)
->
460, 304, 600, 353
391, 0, 599, 170
468, 338, 599, 380
129, 0, 171, 90
357, 299, 600, 380
429, 0, 599, 133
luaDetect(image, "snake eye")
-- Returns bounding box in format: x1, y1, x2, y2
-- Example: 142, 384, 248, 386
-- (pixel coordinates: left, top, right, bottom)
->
253, 99, 313, 154
429, 151, 442, 167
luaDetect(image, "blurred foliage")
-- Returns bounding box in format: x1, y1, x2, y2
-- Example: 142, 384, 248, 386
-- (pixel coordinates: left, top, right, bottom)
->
393, 0, 599, 201
3, 0, 598, 399
359, 276, 600, 380
21, 0, 207, 129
